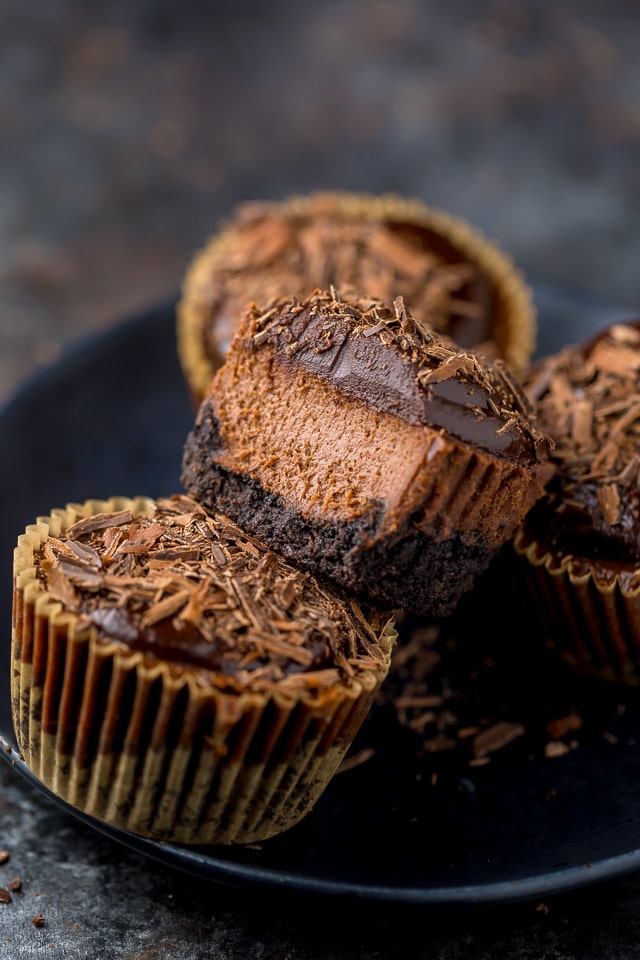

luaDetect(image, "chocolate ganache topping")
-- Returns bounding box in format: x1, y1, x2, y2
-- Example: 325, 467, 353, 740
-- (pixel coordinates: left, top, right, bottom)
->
523, 321, 640, 562
33, 495, 388, 693
247, 289, 545, 465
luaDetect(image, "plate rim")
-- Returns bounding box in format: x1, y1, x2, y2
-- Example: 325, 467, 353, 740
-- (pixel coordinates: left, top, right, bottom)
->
3, 735, 640, 906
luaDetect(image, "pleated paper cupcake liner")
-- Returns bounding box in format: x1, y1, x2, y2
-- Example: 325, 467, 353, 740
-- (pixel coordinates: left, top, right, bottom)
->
402, 435, 551, 548
12, 497, 395, 845
513, 527, 640, 686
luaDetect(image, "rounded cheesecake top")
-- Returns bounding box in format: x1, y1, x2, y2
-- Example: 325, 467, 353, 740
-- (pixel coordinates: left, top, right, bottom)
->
31, 494, 391, 694
523, 320, 640, 561
188, 192, 509, 368
240, 288, 549, 466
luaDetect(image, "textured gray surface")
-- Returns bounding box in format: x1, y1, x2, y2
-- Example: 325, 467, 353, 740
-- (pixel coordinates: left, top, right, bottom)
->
5, 759, 640, 960
2, 1, 640, 956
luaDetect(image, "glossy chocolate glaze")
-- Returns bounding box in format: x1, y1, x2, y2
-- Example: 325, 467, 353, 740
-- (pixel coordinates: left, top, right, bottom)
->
87, 605, 331, 676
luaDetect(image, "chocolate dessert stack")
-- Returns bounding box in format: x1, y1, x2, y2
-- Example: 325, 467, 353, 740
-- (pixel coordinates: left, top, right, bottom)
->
182, 287, 552, 618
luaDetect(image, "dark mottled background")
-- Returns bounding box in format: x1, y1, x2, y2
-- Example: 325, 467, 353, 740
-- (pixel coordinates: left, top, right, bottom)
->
1, 0, 639, 404
1, 1, 640, 957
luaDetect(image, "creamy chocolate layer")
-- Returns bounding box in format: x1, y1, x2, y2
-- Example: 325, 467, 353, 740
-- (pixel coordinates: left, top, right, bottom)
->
31, 494, 388, 691
247, 290, 542, 464
523, 320, 640, 562
181, 291, 552, 616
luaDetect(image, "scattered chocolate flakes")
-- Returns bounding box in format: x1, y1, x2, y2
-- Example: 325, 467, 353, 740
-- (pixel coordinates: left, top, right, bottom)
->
32, 494, 391, 694
546, 714, 583, 740
337, 747, 376, 774
472, 722, 525, 760
384, 622, 530, 764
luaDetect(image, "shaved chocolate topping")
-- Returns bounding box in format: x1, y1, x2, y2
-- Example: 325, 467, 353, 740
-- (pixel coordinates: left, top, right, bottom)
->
523, 320, 640, 561
197, 195, 497, 368
33, 495, 390, 693
244, 289, 547, 465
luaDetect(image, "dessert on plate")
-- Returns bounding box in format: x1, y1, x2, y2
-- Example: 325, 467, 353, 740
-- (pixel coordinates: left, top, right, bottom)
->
11, 493, 395, 844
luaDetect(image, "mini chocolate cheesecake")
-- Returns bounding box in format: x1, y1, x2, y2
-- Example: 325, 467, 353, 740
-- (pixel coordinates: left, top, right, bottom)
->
514, 320, 640, 683
177, 191, 536, 404
182, 289, 552, 617
12, 493, 394, 844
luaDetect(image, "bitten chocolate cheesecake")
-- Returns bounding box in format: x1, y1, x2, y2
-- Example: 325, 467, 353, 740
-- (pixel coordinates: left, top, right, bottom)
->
177, 191, 536, 404
12, 493, 395, 844
182, 289, 552, 617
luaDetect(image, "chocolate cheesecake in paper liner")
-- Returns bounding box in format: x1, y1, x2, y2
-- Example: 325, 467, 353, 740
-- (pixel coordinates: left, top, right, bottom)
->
176, 190, 536, 405
181, 289, 553, 618
11, 494, 395, 845
513, 320, 640, 685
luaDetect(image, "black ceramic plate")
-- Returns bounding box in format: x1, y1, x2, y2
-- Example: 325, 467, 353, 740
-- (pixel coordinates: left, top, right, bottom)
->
2, 281, 640, 907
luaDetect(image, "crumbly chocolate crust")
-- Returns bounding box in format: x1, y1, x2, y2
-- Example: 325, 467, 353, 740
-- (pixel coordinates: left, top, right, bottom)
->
245, 289, 545, 464
182, 403, 516, 618
32, 494, 388, 693
523, 320, 640, 560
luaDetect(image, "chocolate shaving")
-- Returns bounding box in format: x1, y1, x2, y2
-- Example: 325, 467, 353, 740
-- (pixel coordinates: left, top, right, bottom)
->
66, 510, 133, 538
472, 722, 525, 759
546, 714, 584, 739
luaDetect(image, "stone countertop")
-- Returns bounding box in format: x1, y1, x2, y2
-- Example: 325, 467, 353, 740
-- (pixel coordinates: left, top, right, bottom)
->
2, 1, 640, 957
4, 760, 640, 960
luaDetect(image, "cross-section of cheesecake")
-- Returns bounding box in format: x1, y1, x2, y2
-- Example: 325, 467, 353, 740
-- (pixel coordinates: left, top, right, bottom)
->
181, 289, 552, 617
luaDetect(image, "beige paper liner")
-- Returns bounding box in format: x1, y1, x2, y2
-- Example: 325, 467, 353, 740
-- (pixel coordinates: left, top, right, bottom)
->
513, 526, 640, 686
176, 190, 536, 405
11, 496, 395, 845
